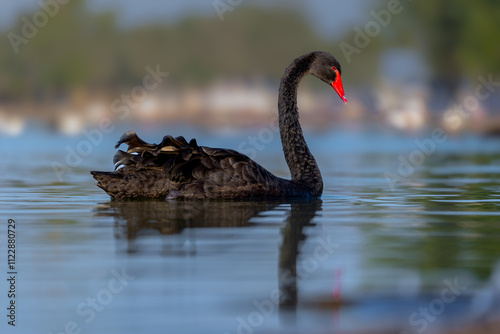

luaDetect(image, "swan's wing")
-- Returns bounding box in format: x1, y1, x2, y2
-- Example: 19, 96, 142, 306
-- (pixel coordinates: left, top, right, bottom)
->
92, 131, 284, 199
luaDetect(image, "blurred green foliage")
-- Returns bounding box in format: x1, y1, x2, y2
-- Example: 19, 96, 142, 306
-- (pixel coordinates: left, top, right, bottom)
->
392, 0, 500, 94
1, 0, 499, 103
0, 0, 329, 101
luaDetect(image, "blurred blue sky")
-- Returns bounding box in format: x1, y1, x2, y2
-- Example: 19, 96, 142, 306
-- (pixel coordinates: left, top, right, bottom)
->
0, 0, 369, 38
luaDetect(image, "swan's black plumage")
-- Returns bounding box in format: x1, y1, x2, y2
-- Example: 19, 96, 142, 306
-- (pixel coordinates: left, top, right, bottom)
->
91, 51, 345, 199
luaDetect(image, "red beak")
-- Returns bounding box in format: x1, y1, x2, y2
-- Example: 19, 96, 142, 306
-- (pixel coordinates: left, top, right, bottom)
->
331, 70, 347, 103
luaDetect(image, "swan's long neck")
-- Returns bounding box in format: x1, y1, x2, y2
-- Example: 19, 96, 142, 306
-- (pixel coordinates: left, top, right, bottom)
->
278, 54, 323, 196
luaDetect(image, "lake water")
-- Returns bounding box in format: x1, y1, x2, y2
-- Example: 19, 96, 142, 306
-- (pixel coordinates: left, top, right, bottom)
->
1, 123, 500, 334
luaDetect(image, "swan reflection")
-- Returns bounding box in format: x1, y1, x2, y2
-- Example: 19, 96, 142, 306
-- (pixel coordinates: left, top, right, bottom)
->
98, 199, 322, 309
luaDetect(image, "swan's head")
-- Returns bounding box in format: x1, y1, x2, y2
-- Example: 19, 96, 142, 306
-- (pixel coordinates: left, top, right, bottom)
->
309, 52, 347, 104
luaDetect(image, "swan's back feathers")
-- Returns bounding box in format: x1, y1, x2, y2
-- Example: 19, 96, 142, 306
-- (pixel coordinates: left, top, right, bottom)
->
91, 131, 306, 199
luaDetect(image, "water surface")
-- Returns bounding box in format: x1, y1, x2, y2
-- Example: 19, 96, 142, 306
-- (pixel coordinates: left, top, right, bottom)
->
1, 124, 500, 333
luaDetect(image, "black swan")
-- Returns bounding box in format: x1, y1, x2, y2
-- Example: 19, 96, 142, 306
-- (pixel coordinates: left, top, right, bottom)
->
91, 51, 346, 199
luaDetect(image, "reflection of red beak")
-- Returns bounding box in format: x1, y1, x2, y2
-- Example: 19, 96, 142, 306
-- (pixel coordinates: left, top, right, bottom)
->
331, 70, 347, 103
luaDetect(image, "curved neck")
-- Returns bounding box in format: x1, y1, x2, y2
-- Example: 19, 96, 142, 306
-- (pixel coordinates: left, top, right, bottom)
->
278, 54, 323, 196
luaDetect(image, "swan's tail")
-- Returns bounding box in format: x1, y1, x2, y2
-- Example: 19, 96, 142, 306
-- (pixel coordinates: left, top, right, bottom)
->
91, 131, 200, 199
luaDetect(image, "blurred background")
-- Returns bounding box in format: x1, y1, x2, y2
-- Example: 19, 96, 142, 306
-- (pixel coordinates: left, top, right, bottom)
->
1, 0, 499, 136
2, 2, 500, 333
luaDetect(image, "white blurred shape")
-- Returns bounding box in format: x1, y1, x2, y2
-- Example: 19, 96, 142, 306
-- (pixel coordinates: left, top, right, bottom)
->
0, 111, 25, 136
59, 112, 84, 135
138, 96, 159, 116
